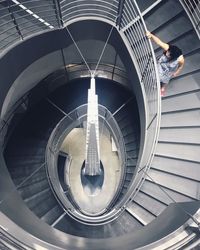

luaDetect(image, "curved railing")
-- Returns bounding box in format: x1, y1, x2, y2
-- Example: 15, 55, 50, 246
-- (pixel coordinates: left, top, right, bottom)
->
60, 0, 119, 24
65, 62, 128, 85
57, 0, 161, 210
0, 0, 60, 53
46, 103, 127, 224
0, 0, 161, 214
114, 0, 161, 207
1, 1, 200, 249
180, 0, 200, 39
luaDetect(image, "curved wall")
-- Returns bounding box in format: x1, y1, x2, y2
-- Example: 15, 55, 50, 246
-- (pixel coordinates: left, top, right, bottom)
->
0, 20, 142, 120
0, 10, 198, 250
0, 18, 145, 249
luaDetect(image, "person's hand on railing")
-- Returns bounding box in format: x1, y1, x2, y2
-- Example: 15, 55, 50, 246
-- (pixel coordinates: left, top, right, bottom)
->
146, 30, 152, 39
145, 30, 169, 51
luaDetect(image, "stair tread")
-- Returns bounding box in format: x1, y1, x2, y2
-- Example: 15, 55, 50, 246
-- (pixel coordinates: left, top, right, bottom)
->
147, 168, 199, 199
127, 202, 155, 225
152, 155, 200, 181
145, 0, 183, 31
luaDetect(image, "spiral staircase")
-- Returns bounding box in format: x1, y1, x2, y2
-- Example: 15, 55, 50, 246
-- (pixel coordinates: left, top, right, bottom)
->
0, 0, 200, 249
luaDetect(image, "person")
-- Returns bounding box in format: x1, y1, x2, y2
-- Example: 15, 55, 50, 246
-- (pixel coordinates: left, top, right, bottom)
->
146, 31, 185, 96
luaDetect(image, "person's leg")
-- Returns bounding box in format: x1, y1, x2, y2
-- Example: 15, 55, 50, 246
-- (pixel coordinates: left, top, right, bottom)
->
160, 82, 167, 97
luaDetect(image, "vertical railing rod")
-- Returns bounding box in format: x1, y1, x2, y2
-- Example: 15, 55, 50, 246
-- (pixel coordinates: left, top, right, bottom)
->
116, 0, 125, 30
7, 1, 23, 40
54, 0, 64, 27
52, 0, 61, 28
122, 7, 145, 71
128, 1, 151, 71
140, 55, 152, 82
123, 25, 144, 73
61, 48, 69, 81
179, 0, 200, 39
124, 2, 147, 73
146, 113, 157, 130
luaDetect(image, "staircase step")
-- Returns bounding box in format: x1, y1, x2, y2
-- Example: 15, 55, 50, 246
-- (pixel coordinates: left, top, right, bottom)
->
152, 14, 192, 50
41, 205, 64, 225
55, 209, 143, 237
127, 202, 155, 225
144, 0, 183, 31
169, 30, 200, 55
121, 126, 136, 137
137, 0, 160, 13
118, 118, 133, 130
147, 168, 200, 199
166, 71, 200, 96
30, 195, 59, 218
12, 168, 46, 186
162, 90, 200, 113
159, 126, 200, 145
161, 109, 200, 127
156, 141, 200, 162
112, 210, 143, 234
127, 157, 137, 166
18, 178, 49, 199
125, 141, 138, 151
124, 172, 133, 181
25, 188, 53, 213
134, 191, 167, 216
126, 166, 136, 174
140, 180, 194, 204
180, 51, 200, 75
152, 155, 200, 181
124, 135, 137, 144
7, 156, 45, 169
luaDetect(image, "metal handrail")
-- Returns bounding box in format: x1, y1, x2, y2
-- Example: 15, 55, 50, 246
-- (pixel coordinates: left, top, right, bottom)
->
0, 0, 59, 53
60, 0, 118, 24
59, 0, 160, 208
0, 62, 129, 222
0, 62, 128, 147
179, 0, 200, 40
45, 103, 127, 224
0, 0, 161, 212
115, 0, 161, 208
57, 1, 160, 207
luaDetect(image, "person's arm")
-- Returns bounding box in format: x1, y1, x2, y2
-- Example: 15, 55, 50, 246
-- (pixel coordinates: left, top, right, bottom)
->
146, 31, 169, 51
173, 55, 185, 77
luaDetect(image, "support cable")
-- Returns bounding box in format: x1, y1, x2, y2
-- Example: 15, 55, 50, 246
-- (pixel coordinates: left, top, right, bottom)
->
112, 97, 134, 117
93, 22, 116, 76
65, 26, 92, 76
65, 15, 119, 77
46, 97, 73, 120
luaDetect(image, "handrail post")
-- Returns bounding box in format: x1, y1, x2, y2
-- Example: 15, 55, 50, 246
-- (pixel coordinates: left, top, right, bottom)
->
54, 0, 64, 27
116, 0, 125, 30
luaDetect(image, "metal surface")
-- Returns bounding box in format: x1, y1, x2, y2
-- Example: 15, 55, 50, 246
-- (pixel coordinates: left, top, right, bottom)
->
0, 0, 59, 51
46, 103, 127, 224
0, 0, 199, 249
180, 0, 200, 39
0, 1, 161, 205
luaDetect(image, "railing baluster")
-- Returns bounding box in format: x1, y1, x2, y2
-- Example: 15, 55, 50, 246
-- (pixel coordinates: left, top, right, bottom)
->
0, 0, 160, 224
7, 1, 23, 40
116, 0, 125, 29
54, 0, 64, 27
179, 0, 200, 39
